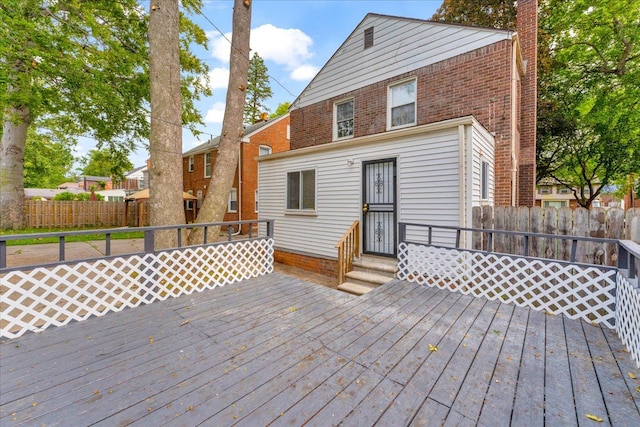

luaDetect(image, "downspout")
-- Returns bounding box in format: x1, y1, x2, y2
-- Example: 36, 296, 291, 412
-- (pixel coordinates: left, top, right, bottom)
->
458, 124, 467, 246
511, 35, 521, 207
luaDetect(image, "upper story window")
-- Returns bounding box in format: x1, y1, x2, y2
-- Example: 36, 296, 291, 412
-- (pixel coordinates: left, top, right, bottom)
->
334, 99, 354, 140
228, 188, 237, 212
188, 156, 194, 172
259, 145, 272, 156
388, 79, 417, 129
287, 169, 316, 211
539, 186, 551, 195
204, 153, 212, 178
558, 187, 571, 195
364, 27, 374, 49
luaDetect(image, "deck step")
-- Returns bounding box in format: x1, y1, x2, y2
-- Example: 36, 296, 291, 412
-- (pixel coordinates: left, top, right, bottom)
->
337, 281, 376, 296
345, 270, 393, 286
352, 257, 397, 278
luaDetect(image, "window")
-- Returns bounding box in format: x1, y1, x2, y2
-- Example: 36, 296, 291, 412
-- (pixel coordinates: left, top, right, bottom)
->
388, 79, 416, 128
481, 161, 489, 200
255, 189, 259, 213
334, 99, 354, 140
188, 156, 194, 172
558, 187, 570, 194
259, 145, 272, 156
204, 153, 211, 177
186, 190, 194, 210
543, 201, 567, 209
539, 186, 551, 195
364, 27, 374, 49
287, 170, 315, 210
228, 188, 237, 212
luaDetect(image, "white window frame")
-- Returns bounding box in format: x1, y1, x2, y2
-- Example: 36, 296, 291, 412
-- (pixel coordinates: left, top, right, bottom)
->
228, 188, 238, 213
387, 78, 417, 130
333, 98, 354, 140
204, 153, 212, 178
255, 189, 259, 213
286, 169, 316, 212
539, 186, 551, 195
259, 145, 272, 156
558, 187, 571, 195
481, 161, 489, 200
188, 155, 194, 172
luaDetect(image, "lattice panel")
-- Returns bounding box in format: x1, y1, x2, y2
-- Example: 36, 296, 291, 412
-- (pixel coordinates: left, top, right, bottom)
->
398, 242, 618, 328
0, 239, 274, 339
616, 274, 640, 368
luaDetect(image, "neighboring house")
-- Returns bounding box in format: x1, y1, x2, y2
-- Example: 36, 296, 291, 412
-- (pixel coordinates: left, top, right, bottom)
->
96, 189, 127, 202
81, 176, 112, 191
535, 180, 602, 209
258, 1, 537, 276
113, 165, 147, 192
25, 188, 85, 200
57, 182, 83, 191
182, 114, 290, 231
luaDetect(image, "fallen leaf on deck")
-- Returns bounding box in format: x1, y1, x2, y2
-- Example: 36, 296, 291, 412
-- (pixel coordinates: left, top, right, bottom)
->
289, 307, 297, 312
629, 372, 636, 380
586, 414, 603, 422
493, 330, 500, 335
180, 320, 190, 326
429, 344, 438, 352
149, 336, 154, 344
93, 390, 99, 395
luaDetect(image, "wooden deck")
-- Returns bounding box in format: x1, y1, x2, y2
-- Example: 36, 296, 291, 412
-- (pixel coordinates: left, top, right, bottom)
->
1, 273, 638, 426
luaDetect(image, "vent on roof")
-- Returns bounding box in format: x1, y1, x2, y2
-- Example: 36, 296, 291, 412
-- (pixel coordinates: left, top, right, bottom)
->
364, 27, 374, 49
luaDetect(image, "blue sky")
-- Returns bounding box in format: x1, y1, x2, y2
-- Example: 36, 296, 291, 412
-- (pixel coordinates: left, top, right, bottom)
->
105, 0, 444, 168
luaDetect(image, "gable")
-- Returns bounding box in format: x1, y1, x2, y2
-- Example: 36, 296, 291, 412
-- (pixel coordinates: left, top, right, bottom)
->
293, 14, 513, 109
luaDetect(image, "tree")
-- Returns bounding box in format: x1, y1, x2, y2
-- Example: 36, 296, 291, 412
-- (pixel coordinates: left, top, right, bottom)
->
23, 129, 74, 188
189, 0, 252, 243
244, 52, 272, 124
81, 149, 134, 181
0, 1, 209, 230
537, 0, 640, 207
270, 102, 291, 119
431, 0, 517, 29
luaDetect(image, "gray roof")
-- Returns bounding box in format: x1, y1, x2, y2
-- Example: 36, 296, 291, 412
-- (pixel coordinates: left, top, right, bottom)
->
25, 188, 85, 199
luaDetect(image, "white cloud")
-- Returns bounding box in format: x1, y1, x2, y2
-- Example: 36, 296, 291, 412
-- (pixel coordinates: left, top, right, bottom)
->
290, 64, 320, 81
204, 102, 226, 124
209, 23, 317, 81
205, 67, 230, 90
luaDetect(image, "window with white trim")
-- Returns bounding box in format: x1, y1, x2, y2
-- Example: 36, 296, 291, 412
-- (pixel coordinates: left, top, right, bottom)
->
228, 188, 237, 212
188, 156, 194, 172
255, 189, 259, 213
334, 99, 354, 140
287, 169, 315, 210
481, 161, 489, 200
259, 145, 272, 156
539, 186, 551, 195
388, 79, 416, 129
186, 190, 194, 210
558, 187, 570, 194
204, 153, 212, 178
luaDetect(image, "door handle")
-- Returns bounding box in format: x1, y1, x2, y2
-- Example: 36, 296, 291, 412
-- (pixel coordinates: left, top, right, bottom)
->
363, 203, 369, 213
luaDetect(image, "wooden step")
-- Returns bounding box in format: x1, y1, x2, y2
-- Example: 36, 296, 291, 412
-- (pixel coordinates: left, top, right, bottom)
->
337, 281, 376, 296
352, 257, 397, 278
345, 270, 392, 287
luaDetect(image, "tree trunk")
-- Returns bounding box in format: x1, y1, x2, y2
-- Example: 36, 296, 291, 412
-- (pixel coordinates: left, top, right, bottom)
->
148, 0, 185, 248
1, 104, 30, 230
189, 0, 251, 244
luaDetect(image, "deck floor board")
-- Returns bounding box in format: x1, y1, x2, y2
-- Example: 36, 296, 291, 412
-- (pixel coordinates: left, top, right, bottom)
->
1, 273, 638, 426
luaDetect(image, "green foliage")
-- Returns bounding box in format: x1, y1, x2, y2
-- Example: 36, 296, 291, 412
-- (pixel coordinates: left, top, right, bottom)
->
81, 149, 133, 181
537, 0, 640, 207
431, 0, 517, 29
270, 102, 291, 118
244, 53, 273, 124
23, 129, 74, 188
53, 191, 104, 201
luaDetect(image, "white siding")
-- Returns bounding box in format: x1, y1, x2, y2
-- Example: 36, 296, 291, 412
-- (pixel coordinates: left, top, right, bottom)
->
259, 122, 491, 260
294, 15, 513, 109
471, 125, 496, 206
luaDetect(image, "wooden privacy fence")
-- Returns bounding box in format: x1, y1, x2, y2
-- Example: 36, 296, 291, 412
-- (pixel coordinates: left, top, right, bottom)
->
25, 200, 150, 228
472, 206, 640, 266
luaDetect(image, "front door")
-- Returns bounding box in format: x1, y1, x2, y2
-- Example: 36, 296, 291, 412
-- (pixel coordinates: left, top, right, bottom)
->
362, 159, 397, 256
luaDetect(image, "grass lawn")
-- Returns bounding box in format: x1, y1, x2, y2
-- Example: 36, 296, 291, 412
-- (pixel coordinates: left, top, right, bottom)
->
0, 227, 144, 246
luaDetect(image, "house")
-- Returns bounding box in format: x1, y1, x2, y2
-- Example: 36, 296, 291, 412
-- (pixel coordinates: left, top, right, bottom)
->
81, 176, 112, 191
535, 179, 603, 209
258, 1, 537, 276
112, 165, 148, 193
182, 114, 290, 231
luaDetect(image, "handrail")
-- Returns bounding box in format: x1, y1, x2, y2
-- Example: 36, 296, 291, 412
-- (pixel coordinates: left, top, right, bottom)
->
335, 220, 360, 285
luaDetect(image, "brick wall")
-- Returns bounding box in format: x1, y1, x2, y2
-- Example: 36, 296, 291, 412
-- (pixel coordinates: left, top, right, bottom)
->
274, 249, 338, 279
290, 41, 516, 206
517, 0, 538, 207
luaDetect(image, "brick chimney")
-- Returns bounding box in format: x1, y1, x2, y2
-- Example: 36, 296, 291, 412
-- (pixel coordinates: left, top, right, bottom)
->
517, 0, 538, 206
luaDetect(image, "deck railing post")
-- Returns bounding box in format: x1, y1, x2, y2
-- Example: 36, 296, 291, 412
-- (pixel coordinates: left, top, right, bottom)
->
105, 233, 111, 256
267, 220, 274, 238
59, 236, 66, 262
398, 223, 406, 244
177, 228, 182, 248
0, 240, 6, 269
144, 229, 155, 254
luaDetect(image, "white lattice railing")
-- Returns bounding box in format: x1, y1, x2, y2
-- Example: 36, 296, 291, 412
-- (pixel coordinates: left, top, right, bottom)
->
398, 242, 618, 328
616, 274, 640, 368
1, 238, 274, 339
